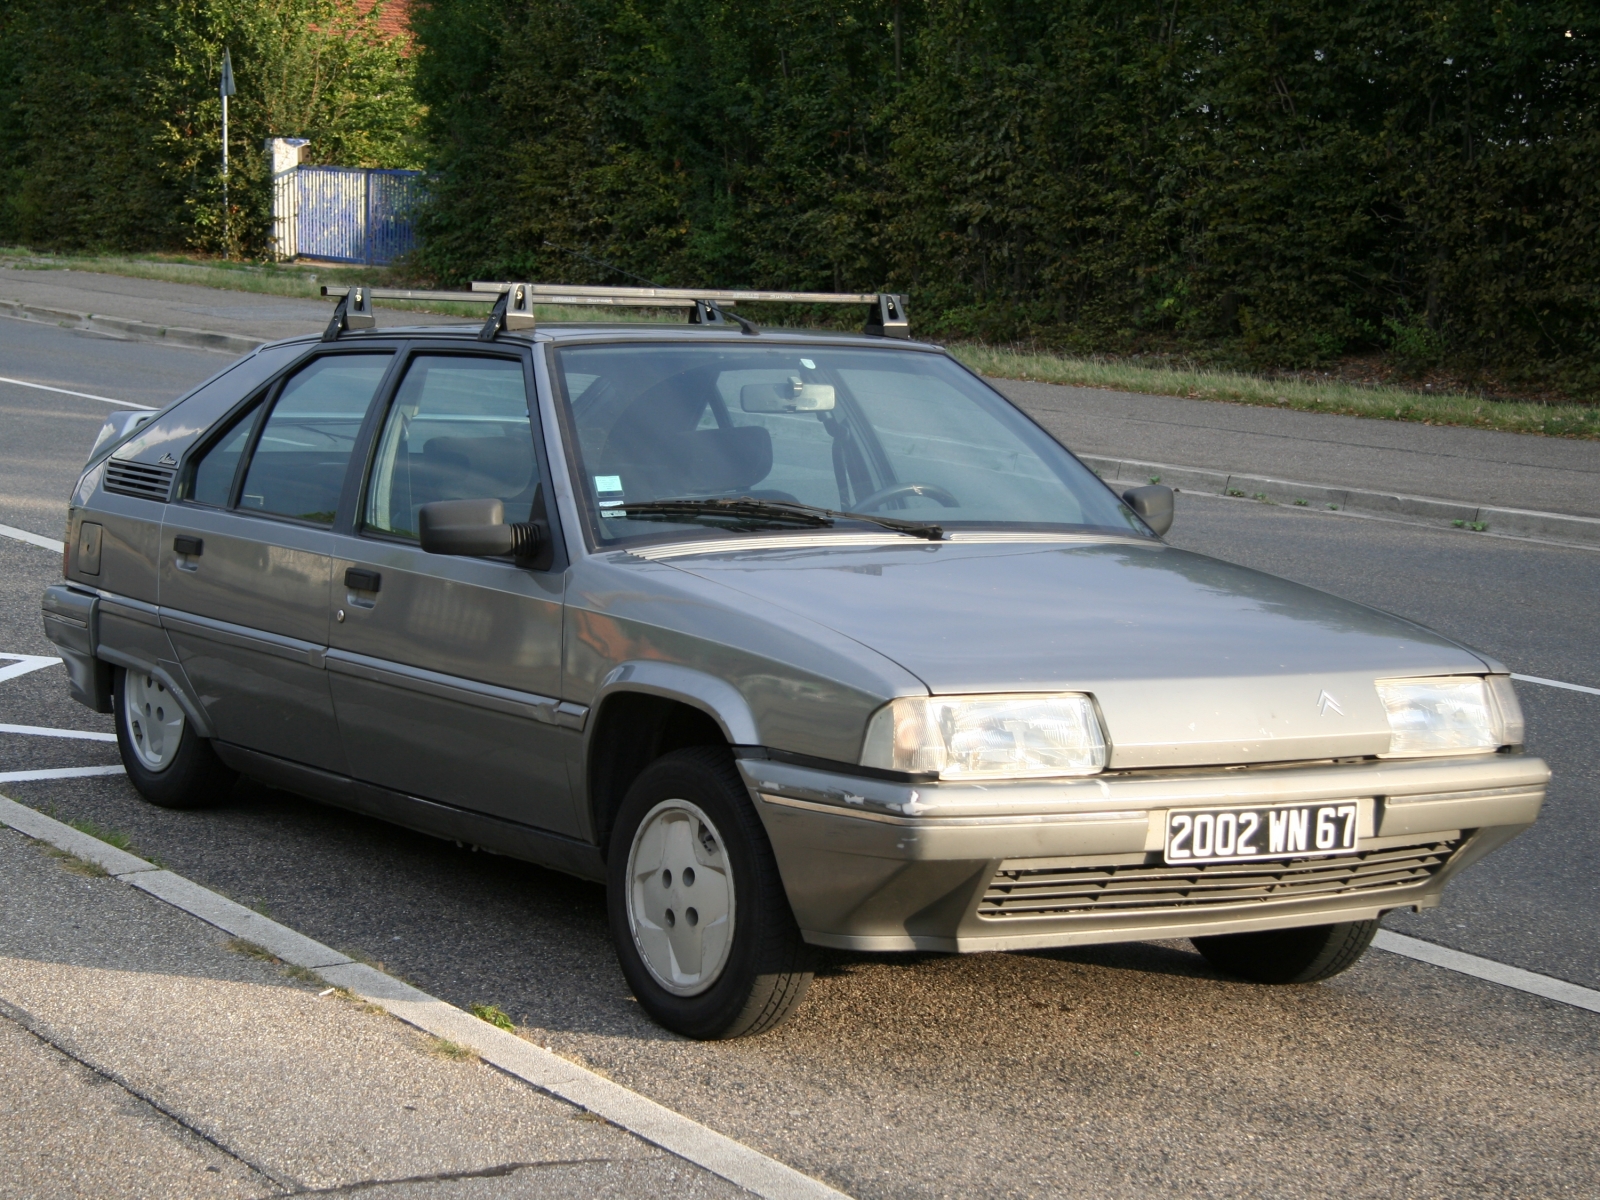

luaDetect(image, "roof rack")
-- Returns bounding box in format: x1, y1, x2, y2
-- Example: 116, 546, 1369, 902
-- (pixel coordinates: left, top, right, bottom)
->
319, 282, 909, 341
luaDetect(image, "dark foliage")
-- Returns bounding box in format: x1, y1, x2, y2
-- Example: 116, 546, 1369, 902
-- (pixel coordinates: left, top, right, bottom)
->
413, 0, 1599, 392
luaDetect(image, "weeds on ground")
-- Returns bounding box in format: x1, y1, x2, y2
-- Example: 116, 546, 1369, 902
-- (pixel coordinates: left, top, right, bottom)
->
225, 937, 281, 963
65, 817, 136, 851
427, 1037, 478, 1062
41, 844, 108, 877
470, 1002, 515, 1031
224, 938, 329, 987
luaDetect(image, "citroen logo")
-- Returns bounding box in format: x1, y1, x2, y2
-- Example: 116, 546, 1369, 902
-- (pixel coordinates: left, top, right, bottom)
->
1317, 690, 1344, 716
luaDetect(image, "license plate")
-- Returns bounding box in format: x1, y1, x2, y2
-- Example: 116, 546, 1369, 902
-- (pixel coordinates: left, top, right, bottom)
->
1164, 802, 1360, 865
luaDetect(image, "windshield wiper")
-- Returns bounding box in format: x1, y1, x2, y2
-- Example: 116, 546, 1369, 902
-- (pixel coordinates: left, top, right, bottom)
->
611, 497, 944, 540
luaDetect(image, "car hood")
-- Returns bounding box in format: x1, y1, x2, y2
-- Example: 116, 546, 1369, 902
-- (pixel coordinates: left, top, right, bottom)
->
654, 536, 1490, 769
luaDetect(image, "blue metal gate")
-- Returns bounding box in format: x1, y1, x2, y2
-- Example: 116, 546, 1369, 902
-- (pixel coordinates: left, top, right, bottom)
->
287, 167, 423, 265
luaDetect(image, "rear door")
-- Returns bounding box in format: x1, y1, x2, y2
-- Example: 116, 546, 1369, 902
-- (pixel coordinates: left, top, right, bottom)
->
160, 348, 397, 772
325, 347, 577, 835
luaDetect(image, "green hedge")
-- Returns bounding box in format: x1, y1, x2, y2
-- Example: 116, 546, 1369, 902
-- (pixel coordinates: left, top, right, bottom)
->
0, 0, 422, 257
412, 0, 1600, 394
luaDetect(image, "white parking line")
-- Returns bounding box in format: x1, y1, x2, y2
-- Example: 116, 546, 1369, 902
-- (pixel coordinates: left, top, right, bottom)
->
1513, 673, 1600, 697
1374, 931, 1600, 1014
0, 793, 851, 1200
0, 723, 117, 742
0, 524, 64, 553
0, 765, 126, 783
0, 374, 154, 408
0, 654, 63, 683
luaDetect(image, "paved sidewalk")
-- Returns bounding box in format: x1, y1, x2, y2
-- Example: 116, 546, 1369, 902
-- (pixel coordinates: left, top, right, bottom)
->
0, 266, 459, 346
0, 823, 743, 1199
993, 379, 1600, 519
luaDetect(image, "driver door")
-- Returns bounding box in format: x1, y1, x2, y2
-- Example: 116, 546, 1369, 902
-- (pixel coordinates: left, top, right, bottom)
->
326, 348, 577, 835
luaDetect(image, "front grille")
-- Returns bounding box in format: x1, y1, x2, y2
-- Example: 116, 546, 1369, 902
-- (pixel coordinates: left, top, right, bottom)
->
104, 459, 176, 502
978, 838, 1461, 921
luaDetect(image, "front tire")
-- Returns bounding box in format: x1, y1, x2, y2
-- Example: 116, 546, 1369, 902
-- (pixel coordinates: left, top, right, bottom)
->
114, 667, 235, 809
1193, 919, 1379, 984
608, 747, 814, 1039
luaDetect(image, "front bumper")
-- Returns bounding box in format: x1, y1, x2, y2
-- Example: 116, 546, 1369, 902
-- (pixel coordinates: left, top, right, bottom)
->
740, 752, 1548, 952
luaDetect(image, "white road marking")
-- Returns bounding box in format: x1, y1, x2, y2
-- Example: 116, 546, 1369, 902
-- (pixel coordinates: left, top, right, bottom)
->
1513, 673, 1600, 697
0, 654, 63, 683
0, 764, 125, 783
0, 524, 64, 553
0, 374, 154, 408
1374, 930, 1600, 1015
0, 723, 117, 742
0, 795, 854, 1200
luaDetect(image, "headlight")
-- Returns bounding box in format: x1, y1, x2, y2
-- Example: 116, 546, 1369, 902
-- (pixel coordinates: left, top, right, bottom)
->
861, 694, 1107, 778
1376, 676, 1522, 757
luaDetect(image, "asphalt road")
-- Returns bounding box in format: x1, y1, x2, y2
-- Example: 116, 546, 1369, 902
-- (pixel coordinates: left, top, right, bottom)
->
2, 318, 1597, 1199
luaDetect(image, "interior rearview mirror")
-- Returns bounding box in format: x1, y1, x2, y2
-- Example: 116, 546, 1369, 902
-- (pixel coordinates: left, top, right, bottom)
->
740, 379, 836, 413
418, 498, 540, 558
1121, 484, 1174, 537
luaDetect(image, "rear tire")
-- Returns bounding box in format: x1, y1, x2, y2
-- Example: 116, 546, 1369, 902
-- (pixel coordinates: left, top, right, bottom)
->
608, 746, 814, 1039
114, 667, 235, 810
1193, 920, 1379, 984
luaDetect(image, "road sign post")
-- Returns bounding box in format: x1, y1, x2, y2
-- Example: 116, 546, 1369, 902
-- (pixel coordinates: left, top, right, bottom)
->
220, 48, 236, 259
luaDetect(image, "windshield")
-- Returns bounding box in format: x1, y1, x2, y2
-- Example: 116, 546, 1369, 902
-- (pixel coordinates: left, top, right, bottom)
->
554, 342, 1146, 546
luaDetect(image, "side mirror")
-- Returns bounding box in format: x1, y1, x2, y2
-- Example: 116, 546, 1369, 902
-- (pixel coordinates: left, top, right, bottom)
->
1121, 484, 1174, 537
741, 379, 835, 413
418, 498, 540, 558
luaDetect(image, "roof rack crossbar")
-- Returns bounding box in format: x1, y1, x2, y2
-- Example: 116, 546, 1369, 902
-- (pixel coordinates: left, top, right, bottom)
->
472, 282, 881, 305
319, 282, 911, 338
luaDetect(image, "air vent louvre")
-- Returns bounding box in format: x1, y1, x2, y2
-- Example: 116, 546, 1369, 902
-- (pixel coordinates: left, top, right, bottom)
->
104, 459, 176, 503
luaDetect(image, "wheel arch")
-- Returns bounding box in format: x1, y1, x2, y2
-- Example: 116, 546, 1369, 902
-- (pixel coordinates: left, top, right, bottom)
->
584, 662, 758, 857
101, 649, 215, 738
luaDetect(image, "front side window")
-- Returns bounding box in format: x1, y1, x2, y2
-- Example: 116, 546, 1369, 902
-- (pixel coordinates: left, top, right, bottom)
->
364, 355, 539, 538
236, 354, 391, 525
556, 343, 1143, 546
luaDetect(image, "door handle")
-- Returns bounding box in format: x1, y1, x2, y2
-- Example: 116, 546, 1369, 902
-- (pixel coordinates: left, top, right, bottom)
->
173, 535, 203, 557
344, 567, 382, 593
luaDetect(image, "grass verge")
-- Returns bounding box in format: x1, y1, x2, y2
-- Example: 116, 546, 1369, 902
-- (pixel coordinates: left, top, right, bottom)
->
951, 346, 1600, 440
6, 247, 1594, 437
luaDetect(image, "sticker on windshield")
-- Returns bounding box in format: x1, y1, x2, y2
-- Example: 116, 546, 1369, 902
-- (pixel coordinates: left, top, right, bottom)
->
800, 358, 816, 369
595, 475, 627, 517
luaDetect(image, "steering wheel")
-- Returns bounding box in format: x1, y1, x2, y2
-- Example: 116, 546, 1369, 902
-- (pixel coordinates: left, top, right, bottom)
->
852, 482, 960, 512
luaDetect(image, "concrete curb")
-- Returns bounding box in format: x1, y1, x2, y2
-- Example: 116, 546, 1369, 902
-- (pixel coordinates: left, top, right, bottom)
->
0, 792, 851, 1200
1083, 453, 1600, 549
0, 299, 267, 357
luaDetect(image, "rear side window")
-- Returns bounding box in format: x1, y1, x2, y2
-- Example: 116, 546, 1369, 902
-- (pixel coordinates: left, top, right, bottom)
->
364, 355, 537, 538
236, 355, 391, 525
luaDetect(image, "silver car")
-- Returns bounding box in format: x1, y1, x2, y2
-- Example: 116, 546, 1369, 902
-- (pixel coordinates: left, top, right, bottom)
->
43, 284, 1548, 1039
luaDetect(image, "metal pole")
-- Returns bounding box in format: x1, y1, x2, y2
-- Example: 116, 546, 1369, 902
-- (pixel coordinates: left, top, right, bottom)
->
222, 92, 229, 259
220, 47, 235, 260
